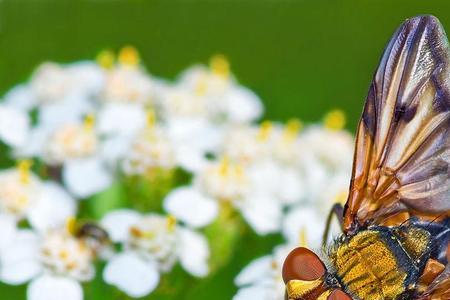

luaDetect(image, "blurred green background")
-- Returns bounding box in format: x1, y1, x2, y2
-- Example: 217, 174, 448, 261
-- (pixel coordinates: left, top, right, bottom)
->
1, 0, 450, 299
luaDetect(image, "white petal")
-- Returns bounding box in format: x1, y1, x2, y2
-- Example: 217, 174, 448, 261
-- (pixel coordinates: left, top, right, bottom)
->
100, 209, 140, 242
234, 255, 273, 286
174, 146, 209, 173
28, 182, 76, 232
97, 103, 146, 137
38, 97, 93, 128
28, 275, 82, 300
12, 126, 49, 158
168, 119, 222, 153
164, 187, 218, 228
177, 228, 209, 277
278, 168, 305, 205
225, 87, 263, 123
63, 157, 112, 198
68, 61, 105, 97
100, 136, 133, 167
282, 206, 325, 250
1, 230, 41, 284
103, 252, 159, 298
0, 104, 30, 148
0, 214, 17, 252
233, 285, 272, 300
3, 84, 36, 111
238, 196, 282, 235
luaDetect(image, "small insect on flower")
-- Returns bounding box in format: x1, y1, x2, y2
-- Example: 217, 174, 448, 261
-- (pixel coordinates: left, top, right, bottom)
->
283, 15, 450, 300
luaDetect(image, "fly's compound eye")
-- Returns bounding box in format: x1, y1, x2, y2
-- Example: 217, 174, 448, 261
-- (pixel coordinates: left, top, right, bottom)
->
327, 289, 352, 300
282, 247, 326, 282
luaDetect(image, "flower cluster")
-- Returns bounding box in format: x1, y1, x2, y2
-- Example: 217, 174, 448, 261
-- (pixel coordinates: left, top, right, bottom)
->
0, 46, 354, 300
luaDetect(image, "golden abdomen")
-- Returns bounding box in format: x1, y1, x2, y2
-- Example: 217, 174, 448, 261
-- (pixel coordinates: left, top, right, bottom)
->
331, 230, 407, 300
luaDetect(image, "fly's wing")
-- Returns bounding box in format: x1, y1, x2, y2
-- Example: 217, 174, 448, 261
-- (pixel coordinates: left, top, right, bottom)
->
343, 15, 450, 233
418, 265, 450, 300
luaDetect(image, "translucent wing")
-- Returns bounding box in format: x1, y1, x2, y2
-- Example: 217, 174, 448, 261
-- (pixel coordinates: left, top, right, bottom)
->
343, 15, 450, 233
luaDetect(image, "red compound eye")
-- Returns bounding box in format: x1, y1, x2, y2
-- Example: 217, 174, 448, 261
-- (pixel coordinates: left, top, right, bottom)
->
328, 289, 352, 300
282, 247, 326, 282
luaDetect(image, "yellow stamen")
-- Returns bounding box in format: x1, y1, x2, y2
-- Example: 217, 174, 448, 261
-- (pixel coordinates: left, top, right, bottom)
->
299, 227, 308, 247
59, 250, 69, 260
130, 226, 143, 238
166, 215, 177, 232
17, 159, 33, 185
18, 195, 29, 206
257, 121, 272, 141
66, 217, 77, 236
283, 118, 303, 141
209, 54, 230, 78
218, 156, 230, 176
119, 46, 140, 66
323, 109, 346, 130
235, 164, 244, 178
271, 260, 278, 270
195, 77, 208, 96
96, 49, 115, 69
83, 114, 96, 131
146, 110, 156, 128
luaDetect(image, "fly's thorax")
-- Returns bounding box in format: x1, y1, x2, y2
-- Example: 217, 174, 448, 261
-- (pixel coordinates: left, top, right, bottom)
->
328, 226, 432, 300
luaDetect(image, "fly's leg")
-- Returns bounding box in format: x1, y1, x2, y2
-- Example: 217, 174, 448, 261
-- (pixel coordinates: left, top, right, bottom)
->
322, 203, 344, 247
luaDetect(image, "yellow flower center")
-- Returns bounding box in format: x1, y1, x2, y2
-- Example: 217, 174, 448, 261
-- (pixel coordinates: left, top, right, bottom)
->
119, 46, 140, 66
146, 110, 156, 128
96, 50, 115, 69
66, 216, 77, 236
209, 54, 230, 78
166, 215, 177, 233
83, 114, 96, 131
257, 121, 273, 141
283, 118, 303, 141
17, 159, 33, 185
195, 77, 208, 96
323, 109, 346, 130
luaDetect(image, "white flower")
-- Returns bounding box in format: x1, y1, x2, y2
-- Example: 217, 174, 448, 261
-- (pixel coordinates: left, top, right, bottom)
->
158, 85, 209, 120
166, 118, 222, 172
0, 227, 98, 300
31, 63, 73, 104
100, 209, 210, 298
164, 187, 219, 228
44, 122, 98, 165
164, 158, 284, 235
30, 62, 104, 104
0, 166, 76, 232
176, 56, 263, 123
97, 102, 147, 138
220, 124, 271, 165
102, 65, 154, 105
27, 62, 102, 129
298, 126, 354, 172
3, 84, 36, 112
122, 125, 176, 175
0, 104, 30, 148
282, 206, 326, 251
17, 117, 113, 198
234, 244, 291, 300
